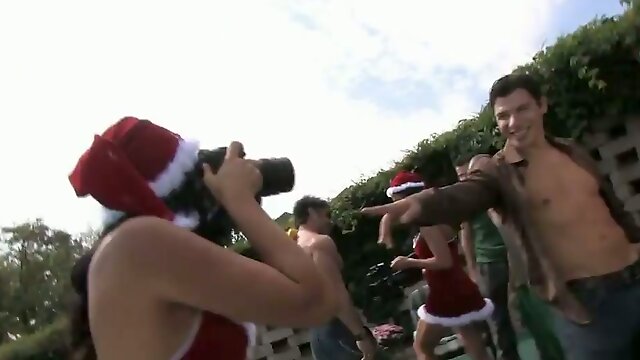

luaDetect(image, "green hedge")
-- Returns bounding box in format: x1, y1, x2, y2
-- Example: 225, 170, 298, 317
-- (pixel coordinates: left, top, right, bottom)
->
331, 4, 639, 321
0, 320, 67, 360
2, 2, 638, 357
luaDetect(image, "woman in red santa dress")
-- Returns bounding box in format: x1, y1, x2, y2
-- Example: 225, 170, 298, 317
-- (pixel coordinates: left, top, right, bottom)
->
67, 117, 337, 360
376, 171, 494, 360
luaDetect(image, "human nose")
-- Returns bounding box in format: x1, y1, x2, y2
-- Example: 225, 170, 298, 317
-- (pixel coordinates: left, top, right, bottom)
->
507, 114, 521, 132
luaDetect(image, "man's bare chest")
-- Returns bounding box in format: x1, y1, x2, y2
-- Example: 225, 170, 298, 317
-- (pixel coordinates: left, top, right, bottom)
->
522, 152, 600, 214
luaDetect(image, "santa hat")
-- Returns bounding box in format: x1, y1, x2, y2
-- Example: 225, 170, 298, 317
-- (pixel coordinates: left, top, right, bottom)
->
68, 117, 201, 229
386, 171, 425, 198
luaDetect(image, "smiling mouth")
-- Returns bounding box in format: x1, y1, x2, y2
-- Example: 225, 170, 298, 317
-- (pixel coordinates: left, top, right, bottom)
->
510, 127, 529, 139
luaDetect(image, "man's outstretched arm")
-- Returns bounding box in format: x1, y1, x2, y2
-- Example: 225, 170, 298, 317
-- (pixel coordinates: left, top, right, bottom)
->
364, 159, 502, 227
414, 162, 501, 226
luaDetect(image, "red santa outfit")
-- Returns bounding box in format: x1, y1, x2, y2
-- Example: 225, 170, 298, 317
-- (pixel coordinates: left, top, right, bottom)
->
387, 171, 494, 327
69, 117, 256, 359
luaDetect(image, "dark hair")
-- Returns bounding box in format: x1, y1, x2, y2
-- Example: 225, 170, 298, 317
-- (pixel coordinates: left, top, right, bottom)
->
68, 150, 235, 360
293, 196, 330, 227
489, 73, 543, 108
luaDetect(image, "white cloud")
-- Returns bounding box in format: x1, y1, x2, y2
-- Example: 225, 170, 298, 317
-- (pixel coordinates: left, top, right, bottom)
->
0, 0, 568, 234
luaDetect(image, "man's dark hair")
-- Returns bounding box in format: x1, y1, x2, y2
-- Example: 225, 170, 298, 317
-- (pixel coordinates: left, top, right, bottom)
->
293, 196, 330, 227
453, 146, 500, 168
489, 73, 543, 108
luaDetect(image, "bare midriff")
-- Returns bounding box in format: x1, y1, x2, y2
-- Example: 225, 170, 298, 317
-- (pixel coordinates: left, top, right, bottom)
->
524, 149, 638, 281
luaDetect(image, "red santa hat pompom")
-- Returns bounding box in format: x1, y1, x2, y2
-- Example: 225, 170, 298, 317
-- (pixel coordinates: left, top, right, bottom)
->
68, 116, 201, 229
386, 171, 425, 198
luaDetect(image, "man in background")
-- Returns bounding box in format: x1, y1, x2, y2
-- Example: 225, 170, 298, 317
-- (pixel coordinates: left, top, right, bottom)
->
457, 155, 565, 360
294, 196, 378, 360
456, 158, 520, 360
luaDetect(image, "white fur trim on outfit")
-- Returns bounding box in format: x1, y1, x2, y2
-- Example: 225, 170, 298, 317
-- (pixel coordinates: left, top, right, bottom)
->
102, 209, 200, 230
386, 181, 424, 198
243, 322, 257, 359
172, 212, 201, 229
101, 139, 201, 228
417, 299, 494, 327
170, 313, 203, 360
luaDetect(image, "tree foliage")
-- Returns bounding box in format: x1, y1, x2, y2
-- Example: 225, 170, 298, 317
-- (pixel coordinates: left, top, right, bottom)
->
0, 220, 92, 357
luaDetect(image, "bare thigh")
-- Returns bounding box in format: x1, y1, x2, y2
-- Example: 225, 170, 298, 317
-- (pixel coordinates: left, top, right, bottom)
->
414, 320, 448, 360
456, 323, 492, 360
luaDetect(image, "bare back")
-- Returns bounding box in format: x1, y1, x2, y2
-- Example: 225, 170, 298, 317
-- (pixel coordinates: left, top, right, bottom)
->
297, 230, 343, 271
89, 228, 199, 360
87, 217, 335, 360
524, 148, 638, 280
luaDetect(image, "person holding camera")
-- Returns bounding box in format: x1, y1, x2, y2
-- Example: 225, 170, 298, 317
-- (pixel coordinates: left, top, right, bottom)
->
378, 171, 494, 360
67, 117, 337, 360
293, 196, 378, 360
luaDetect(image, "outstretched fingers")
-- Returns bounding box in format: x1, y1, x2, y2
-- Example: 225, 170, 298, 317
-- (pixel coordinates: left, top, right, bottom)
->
360, 199, 422, 225
360, 203, 398, 217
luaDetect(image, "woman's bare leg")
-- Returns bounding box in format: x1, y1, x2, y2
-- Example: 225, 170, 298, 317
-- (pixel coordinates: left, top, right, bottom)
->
414, 319, 448, 360
456, 323, 493, 360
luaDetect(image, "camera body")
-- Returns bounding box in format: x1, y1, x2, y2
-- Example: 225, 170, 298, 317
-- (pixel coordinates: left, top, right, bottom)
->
198, 147, 295, 197
192, 148, 295, 246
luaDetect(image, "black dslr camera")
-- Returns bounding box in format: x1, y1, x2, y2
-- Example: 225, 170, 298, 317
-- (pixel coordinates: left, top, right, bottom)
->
199, 147, 296, 197
361, 253, 423, 322
193, 147, 295, 248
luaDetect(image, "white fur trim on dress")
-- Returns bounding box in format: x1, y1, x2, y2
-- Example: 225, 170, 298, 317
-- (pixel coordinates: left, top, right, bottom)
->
386, 182, 424, 198
417, 299, 494, 327
243, 322, 257, 359
170, 313, 203, 360
101, 139, 201, 228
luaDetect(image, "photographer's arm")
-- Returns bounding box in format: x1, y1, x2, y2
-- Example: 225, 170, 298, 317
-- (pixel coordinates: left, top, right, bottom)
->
113, 199, 338, 328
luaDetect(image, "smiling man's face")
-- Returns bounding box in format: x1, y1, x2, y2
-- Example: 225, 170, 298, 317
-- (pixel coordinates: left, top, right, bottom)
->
494, 88, 547, 150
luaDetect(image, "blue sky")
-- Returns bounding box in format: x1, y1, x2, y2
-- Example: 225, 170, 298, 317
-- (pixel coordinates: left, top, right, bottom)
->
0, 0, 627, 234
341, 0, 626, 116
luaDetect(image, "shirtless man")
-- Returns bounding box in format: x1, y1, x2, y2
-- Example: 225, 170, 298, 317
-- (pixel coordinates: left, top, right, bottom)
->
294, 196, 378, 360
362, 73, 640, 360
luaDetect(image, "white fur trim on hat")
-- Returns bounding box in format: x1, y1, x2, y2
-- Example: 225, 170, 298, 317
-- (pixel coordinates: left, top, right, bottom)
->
172, 212, 201, 229
101, 139, 201, 228
102, 209, 200, 230
417, 299, 494, 327
150, 139, 200, 197
386, 181, 425, 198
